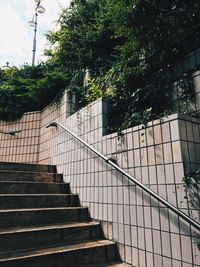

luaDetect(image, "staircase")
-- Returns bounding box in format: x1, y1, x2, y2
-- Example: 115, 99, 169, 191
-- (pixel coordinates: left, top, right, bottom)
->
0, 162, 125, 267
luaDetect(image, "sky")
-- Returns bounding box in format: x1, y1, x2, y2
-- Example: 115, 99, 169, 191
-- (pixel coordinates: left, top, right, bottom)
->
0, 0, 71, 67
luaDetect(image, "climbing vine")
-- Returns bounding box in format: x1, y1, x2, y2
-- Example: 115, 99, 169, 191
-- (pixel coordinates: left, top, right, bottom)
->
183, 170, 200, 250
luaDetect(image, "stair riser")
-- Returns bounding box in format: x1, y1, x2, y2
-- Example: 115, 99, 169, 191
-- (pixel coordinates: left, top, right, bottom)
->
0, 163, 56, 173
0, 172, 63, 182
0, 225, 103, 252
0, 163, 121, 266
0, 244, 118, 267
0, 182, 70, 194
0, 195, 80, 209
0, 208, 90, 228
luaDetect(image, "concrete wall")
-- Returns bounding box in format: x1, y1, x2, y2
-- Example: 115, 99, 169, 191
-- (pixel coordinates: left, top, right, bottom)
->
0, 93, 200, 266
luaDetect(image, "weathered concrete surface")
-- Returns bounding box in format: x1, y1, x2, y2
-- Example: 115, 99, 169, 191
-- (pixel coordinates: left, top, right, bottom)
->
0, 162, 122, 267
0, 181, 70, 194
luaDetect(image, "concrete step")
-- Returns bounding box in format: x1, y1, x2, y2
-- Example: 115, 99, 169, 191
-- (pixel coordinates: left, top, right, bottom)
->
0, 162, 122, 266
86, 262, 129, 267
0, 194, 80, 209
0, 162, 56, 173
0, 181, 70, 194
0, 170, 63, 182
0, 222, 104, 252
0, 240, 119, 267
0, 207, 90, 229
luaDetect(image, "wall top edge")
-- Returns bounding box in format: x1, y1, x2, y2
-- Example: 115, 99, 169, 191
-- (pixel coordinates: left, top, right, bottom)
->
23, 110, 42, 116
103, 112, 200, 139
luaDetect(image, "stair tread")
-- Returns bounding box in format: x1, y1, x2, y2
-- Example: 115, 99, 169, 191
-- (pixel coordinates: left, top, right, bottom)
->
0, 240, 115, 262
0, 162, 56, 171
0, 206, 87, 213
0, 194, 77, 196
0, 170, 57, 175
0, 170, 63, 183
0, 162, 55, 167
0, 162, 120, 266
0, 181, 67, 185
86, 262, 129, 267
0, 221, 100, 235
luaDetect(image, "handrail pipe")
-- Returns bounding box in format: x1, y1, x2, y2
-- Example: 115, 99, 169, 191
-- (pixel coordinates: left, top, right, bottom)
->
47, 121, 200, 232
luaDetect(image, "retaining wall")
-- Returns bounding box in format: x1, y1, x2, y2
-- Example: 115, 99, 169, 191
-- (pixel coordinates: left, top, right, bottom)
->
0, 93, 199, 266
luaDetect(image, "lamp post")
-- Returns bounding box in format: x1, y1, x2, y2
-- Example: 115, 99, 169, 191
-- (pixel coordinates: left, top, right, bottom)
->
1, 62, 10, 69
28, 0, 45, 66
0, 62, 11, 71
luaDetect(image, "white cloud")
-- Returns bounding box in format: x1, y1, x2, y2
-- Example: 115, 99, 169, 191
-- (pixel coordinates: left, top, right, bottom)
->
0, 0, 71, 67
0, 4, 32, 66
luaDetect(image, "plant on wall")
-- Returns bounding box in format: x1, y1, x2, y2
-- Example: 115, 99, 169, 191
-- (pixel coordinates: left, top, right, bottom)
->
183, 170, 200, 250
45, 0, 200, 131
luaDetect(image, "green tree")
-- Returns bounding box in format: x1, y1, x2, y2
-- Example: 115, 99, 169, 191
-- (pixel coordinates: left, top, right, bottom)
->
0, 64, 68, 120
45, 0, 120, 108
1, 0, 199, 126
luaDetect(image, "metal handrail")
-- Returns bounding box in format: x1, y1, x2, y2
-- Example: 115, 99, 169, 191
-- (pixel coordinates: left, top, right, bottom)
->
47, 121, 200, 232
0, 130, 22, 136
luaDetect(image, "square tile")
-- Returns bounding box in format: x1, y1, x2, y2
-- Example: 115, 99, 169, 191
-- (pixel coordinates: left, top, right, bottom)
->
133, 131, 139, 149
131, 225, 138, 247
172, 259, 182, 267
162, 232, 172, 258
118, 223, 125, 243
170, 120, 180, 141
139, 249, 146, 266
171, 233, 181, 260
125, 245, 132, 264
146, 252, 154, 267
145, 228, 153, 252
132, 248, 139, 267
137, 206, 144, 227
146, 127, 154, 146
124, 205, 131, 225
163, 143, 173, 164
154, 124, 162, 144
172, 141, 182, 162
144, 206, 152, 228
163, 256, 172, 267
138, 228, 145, 249
151, 207, 161, 230
154, 254, 163, 267
130, 205, 137, 225
134, 149, 141, 167
181, 235, 192, 263
148, 146, 156, 165
155, 145, 164, 164
124, 225, 131, 246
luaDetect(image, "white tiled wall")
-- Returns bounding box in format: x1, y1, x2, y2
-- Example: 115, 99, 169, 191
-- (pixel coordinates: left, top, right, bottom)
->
39, 96, 200, 267
0, 93, 199, 267
0, 111, 41, 163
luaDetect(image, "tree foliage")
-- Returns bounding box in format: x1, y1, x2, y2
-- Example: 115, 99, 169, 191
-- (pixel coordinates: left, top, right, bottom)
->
0, 0, 200, 126
0, 64, 68, 121
45, 0, 200, 130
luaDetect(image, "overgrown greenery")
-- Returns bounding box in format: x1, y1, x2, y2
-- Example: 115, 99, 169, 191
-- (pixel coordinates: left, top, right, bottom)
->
0, 0, 200, 126
45, 0, 200, 131
183, 170, 200, 215
0, 64, 68, 120
183, 170, 200, 249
